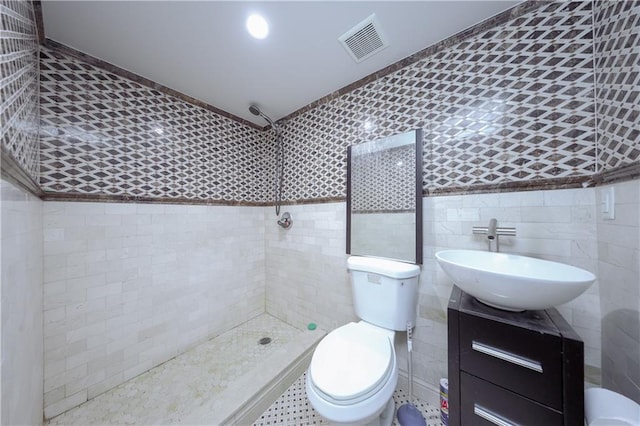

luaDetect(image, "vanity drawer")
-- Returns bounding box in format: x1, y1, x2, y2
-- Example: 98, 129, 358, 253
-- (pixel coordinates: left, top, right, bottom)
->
459, 311, 563, 410
461, 372, 563, 426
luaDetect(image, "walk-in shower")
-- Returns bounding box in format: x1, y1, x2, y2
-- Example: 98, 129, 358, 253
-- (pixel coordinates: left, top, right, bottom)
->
249, 105, 292, 229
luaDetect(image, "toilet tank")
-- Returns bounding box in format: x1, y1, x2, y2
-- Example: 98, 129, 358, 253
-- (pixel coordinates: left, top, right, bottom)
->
347, 256, 421, 331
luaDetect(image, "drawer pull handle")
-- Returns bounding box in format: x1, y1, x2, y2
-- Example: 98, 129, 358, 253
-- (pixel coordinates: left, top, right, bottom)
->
472, 341, 543, 373
474, 404, 519, 426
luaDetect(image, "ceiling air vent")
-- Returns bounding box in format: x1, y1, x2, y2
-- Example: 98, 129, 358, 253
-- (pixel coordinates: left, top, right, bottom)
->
339, 14, 389, 63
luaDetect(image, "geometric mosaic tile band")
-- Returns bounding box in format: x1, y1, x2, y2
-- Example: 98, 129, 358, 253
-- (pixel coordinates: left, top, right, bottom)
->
0, 0, 40, 182
280, 1, 596, 201
422, 0, 595, 188
352, 144, 415, 212
593, 0, 640, 172
39, 47, 272, 202
35, 1, 636, 203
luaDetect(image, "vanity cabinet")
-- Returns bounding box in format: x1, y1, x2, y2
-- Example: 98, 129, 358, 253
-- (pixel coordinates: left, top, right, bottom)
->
447, 286, 584, 426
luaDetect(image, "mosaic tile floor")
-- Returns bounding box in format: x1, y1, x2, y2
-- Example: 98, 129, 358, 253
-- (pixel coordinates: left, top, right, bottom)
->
47, 314, 302, 425
254, 373, 443, 426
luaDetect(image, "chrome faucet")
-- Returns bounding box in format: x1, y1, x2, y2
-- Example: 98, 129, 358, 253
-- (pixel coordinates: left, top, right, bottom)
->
487, 218, 497, 241
472, 218, 516, 252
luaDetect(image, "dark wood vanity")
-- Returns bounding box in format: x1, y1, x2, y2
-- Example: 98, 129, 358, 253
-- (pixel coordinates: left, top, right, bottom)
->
447, 286, 584, 425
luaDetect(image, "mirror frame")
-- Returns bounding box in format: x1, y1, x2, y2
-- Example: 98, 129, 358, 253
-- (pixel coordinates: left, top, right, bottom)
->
346, 129, 423, 264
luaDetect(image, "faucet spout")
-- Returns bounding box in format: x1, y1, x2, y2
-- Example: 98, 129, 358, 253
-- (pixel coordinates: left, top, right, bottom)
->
487, 218, 497, 241
471, 219, 516, 252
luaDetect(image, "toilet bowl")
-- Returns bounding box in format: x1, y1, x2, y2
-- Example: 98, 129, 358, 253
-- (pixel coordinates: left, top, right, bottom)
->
306, 321, 398, 425
306, 256, 421, 426
585, 388, 640, 426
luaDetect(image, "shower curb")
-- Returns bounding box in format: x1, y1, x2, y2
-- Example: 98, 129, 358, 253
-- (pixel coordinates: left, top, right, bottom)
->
181, 327, 325, 425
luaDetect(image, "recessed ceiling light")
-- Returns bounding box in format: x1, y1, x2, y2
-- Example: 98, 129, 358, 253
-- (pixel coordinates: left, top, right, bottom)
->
246, 14, 269, 39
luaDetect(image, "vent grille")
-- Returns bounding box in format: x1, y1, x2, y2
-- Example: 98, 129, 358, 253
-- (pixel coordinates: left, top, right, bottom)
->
339, 14, 389, 63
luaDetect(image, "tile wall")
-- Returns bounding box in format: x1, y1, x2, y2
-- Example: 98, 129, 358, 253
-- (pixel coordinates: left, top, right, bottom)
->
0, 1, 43, 423
38, 2, 601, 203
0, 0, 40, 180
264, 203, 352, 332
1, 179, 44, 425
596, 180, 640, 402
590, 0, 639, 400
42, 202, 265, 417
39, 48, 270, 202
593, 1, 640, 171
279, 1, 596, 201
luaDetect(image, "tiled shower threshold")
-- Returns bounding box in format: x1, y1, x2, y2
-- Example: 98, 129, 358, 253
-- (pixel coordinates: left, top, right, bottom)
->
47, 314, 324, 425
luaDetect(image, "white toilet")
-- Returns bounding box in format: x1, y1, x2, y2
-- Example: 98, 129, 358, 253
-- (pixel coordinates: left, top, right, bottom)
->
306, 256, 421, 426
585, 387, 640, 425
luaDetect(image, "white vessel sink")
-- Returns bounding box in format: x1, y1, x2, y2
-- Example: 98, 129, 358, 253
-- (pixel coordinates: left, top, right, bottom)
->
435, 249, 596, 311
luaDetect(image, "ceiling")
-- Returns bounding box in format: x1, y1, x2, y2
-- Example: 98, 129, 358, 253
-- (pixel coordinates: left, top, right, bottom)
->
41, 1, 521, 127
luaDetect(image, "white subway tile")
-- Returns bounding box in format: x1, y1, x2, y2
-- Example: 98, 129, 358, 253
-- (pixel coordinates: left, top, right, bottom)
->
521, 206, 571, 222
105, 203, 136, 215
44, 228, 65, 242
44, 390, 87, 419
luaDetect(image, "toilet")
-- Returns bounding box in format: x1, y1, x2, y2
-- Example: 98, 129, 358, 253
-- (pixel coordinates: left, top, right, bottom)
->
585, 387, 640, 425
306, 256, 421, 426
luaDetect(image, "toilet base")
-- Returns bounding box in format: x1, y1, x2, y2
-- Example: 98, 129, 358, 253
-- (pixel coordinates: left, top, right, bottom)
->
378, 398, 395, 426
319, 398, 395, 426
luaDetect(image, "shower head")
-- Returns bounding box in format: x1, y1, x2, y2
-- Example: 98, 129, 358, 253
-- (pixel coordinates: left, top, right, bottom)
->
248, 104, 277, 131
249, 104, 261, 116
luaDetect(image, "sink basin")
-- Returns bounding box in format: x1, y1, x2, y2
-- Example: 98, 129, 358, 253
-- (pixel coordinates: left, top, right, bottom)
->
435, 249, 596, 311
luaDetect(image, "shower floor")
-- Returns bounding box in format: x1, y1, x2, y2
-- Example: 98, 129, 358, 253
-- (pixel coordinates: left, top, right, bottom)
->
47, 314, 319, 425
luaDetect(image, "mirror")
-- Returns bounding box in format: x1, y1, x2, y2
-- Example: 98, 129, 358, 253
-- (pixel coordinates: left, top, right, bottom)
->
347, 129, 423, 264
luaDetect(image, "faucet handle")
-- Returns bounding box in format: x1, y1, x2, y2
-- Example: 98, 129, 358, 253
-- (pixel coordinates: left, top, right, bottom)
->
277, 212, 293, 229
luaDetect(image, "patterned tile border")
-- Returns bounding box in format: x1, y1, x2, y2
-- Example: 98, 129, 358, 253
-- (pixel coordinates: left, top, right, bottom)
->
426, 175, 595, 197
38, 46, 272, 202
40, 191, 270, 206
42, 40, 264, 132
4, 0, 638, 205
279, 1, 597, 202
1, 0, 40, 182
592, 162, 640, 187
593, 0, 640, 171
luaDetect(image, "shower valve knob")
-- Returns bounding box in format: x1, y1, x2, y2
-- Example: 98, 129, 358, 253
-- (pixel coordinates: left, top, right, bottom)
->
277, 212, 292, 229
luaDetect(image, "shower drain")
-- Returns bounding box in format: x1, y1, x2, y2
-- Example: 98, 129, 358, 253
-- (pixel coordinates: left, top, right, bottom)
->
258, 337, 272, 345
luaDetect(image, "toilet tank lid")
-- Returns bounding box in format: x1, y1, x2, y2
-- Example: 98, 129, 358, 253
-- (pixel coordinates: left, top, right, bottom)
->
347, 256, 420, 279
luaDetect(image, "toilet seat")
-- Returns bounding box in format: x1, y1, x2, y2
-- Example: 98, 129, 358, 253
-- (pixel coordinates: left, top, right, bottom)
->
585, 388, 640, 426
309, 322, 394, 405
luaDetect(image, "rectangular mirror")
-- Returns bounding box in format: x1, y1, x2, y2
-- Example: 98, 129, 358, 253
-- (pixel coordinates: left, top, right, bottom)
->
347, 129, 423, 264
